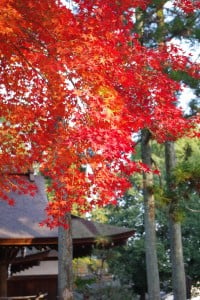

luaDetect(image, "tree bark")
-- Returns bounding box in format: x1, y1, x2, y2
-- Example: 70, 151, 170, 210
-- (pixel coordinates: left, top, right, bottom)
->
141, 129, 160, 300
165, 141, 186, 300
0, 261, 8, 297
58, 213, 74, 300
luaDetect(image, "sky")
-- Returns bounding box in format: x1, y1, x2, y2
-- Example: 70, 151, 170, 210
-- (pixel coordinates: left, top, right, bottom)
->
173, 39, 199, 113
164, 1, 200, 112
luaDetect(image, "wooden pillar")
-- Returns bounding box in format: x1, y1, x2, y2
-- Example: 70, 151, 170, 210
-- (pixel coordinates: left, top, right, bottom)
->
0, 247, 19, 297
0, 261, 8, 297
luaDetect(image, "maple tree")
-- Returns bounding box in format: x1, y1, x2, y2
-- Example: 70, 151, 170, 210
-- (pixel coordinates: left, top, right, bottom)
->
0, 0, 199, 228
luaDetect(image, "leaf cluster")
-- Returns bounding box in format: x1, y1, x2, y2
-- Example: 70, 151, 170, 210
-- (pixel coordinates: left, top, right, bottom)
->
0, 0, 199, 227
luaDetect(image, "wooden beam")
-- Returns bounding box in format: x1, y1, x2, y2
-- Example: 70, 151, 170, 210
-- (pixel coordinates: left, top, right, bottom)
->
0, 238, 57, 246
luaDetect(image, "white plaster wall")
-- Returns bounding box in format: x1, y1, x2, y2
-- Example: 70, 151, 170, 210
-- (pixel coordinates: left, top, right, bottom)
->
14, 260, 58, 276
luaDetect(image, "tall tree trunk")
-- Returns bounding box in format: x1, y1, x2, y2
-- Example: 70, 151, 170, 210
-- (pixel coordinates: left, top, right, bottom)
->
165, 141, 186, 300
0, 261, 8, 297
141, 129, 160, 300
58, 213, 74, 300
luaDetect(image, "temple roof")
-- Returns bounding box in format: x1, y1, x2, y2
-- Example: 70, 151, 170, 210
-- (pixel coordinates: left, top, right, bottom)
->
0, 175, 134, 247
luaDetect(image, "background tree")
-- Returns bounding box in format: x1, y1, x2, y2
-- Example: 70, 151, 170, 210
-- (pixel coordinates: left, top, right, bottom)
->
133, 1, 199, 298
173, 138, 200, 291
103, 136, 199, 299
102, 187, 171, 300
165, 141, 187, 300
141, 130, 160, 300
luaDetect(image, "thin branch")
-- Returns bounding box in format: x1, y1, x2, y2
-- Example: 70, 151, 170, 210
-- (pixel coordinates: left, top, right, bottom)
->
185, 205, 200, 213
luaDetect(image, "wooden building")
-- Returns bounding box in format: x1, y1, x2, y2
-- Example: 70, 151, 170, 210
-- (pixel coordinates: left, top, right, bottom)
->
0, 175, 134, 299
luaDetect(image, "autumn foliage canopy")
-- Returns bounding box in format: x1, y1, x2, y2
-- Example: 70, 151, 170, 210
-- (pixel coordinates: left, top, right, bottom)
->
0, 0, 199, 227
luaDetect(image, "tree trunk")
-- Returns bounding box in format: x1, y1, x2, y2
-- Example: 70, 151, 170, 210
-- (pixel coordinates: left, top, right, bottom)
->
0, 261, 8, 297
58, 213, 74, 300
165, 141, 186, 300
141, 129, 160, 300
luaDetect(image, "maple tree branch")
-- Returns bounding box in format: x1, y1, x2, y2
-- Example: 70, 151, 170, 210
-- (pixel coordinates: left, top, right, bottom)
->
185, 205, 200, 213
9, 42, 48, 83
19, 25, 52, 54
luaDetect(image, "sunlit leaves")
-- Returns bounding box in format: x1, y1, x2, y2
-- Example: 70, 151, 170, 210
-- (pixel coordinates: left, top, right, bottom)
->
0, 0, 199, 227
174, 0, 200, 14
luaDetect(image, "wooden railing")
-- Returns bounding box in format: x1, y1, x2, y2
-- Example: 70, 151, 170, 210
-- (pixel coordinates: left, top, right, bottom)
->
0, 293, 48, 300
